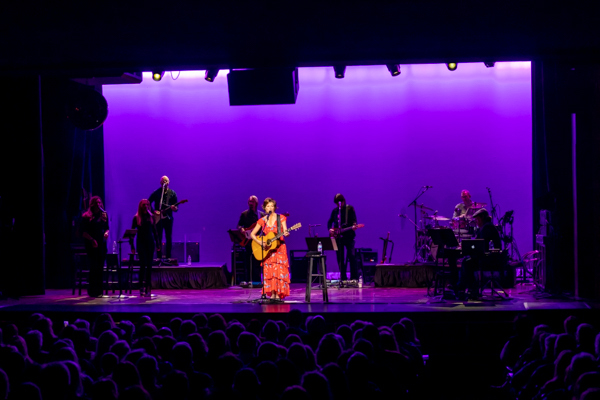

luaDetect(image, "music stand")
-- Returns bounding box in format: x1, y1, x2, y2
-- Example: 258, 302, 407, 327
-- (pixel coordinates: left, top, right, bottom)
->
428, 228, 458, 247
305, 237, 338, 253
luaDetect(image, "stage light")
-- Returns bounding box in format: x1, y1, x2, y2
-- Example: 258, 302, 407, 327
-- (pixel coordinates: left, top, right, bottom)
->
386, 64, 401, 76
484, 61, 496, 68
152, 71, 165, 81
333, 65, 346, 79
446, 62, 458, 71
205, 69, 219, 82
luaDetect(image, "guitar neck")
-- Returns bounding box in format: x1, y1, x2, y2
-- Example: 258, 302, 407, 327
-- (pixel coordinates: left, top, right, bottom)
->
160, 200, 185, 212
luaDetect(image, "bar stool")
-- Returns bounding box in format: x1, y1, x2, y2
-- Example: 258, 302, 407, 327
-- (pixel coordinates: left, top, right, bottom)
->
305, 254, 328, 303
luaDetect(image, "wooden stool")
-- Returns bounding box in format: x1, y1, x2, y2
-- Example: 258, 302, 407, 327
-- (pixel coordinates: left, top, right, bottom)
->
305, 255, 328, 303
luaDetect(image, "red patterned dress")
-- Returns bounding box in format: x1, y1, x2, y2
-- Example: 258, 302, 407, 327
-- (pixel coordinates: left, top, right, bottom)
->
257, 214, 291, 299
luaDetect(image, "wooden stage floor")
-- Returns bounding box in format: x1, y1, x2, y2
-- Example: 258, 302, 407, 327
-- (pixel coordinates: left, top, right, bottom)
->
0, 282, 595, 318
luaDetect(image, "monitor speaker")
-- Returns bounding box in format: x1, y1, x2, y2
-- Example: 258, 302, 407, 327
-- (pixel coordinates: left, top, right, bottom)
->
227, 68, 299, 105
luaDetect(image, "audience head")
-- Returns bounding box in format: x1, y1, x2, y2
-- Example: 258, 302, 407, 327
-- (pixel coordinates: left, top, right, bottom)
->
565, 315, 580, 336
40, 362, 71, 400
233, 368, 260, 396
100, 352, 119, 376
281, 385, 310, 400
179, 320, 197, 338
208, 314, 227, 332
192, 313, 208, 329
301, 370, 332, 400
111, 361, 141, 394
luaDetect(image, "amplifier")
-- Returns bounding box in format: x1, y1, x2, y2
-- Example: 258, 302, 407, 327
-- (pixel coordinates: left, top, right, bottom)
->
290, 250, 310, 283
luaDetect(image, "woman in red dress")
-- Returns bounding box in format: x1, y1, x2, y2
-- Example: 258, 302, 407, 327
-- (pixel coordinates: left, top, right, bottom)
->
250, 197, 291, 300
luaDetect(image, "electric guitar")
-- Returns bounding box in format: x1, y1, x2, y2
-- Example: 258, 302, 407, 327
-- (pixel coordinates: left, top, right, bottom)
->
329, 223, 365, 238
239, 212, 290, 246
251, 223, 302, 260
153, 199, 188, 224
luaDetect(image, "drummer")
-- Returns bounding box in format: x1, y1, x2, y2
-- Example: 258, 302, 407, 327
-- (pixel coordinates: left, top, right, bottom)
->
453, 190, 474, 221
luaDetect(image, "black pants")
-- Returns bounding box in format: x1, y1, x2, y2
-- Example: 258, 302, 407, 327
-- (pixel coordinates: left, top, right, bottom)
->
456, 256, 479, 293
86, 246, 106, 297
336, 237, 358, 280
138, 243, 154, 289
156, 218, 174, 258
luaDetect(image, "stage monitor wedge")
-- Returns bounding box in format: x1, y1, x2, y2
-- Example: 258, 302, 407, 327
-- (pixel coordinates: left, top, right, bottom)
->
227, 68, 299, 106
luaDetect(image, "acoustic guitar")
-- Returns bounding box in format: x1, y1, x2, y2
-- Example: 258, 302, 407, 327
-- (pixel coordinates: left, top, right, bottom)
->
251, 223, 302, 261
239, 212, 290, 246
329, 223, 365, 238
153, 199, 188, 224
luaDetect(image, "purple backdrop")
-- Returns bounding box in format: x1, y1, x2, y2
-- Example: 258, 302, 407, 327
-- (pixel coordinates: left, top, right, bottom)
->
103, 63, 532, 271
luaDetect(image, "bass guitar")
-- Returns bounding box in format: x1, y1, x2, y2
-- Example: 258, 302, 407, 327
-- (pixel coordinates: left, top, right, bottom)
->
329, 223, 365, 238
252, 223, 302, 261
153, 199, 188, 224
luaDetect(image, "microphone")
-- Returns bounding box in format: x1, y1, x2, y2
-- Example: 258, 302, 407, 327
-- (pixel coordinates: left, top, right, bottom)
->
309, 224, 321, 227
99, 206, 106, 213
423, 186, 433, 188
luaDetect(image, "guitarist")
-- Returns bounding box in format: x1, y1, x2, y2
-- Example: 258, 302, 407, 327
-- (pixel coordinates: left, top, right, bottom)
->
148, 176, 178, 259
249, 198, 291, 301
327, 193, 359, 283
236, 195, 264, 285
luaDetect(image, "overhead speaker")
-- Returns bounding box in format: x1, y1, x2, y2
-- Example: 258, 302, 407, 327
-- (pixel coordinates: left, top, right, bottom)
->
227, 68, 299, 106
66, 87, 108, 131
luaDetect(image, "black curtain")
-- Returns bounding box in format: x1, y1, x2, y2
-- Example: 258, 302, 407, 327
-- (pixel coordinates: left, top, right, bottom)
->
41, 78, 105, 289
532, 60, 600, 298
0, 78, 46, 296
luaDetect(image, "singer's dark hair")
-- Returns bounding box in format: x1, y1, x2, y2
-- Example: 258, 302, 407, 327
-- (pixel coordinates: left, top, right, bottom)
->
82, 196, 103, 219
333, 193, 345, 204
135, 199, 152, 226
262, 197, 278, 211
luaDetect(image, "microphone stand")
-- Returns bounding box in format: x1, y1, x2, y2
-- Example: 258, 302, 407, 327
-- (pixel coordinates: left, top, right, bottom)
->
407, 187, 431, 264
486, 187, 498, 225
251, 211, 273, 303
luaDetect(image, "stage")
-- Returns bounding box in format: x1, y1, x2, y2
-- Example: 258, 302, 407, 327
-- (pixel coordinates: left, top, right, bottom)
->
1, 282, 594, 319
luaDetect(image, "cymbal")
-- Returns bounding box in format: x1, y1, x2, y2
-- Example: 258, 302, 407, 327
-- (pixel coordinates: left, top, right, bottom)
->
425, 215, 450, 221
470, 202, 487, 209
416, 204, 434, 211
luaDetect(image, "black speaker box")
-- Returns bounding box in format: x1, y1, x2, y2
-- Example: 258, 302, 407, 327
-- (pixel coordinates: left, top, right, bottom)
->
160, 242, 200, 262
227, 68, 299, 105
290, 250, 310, 283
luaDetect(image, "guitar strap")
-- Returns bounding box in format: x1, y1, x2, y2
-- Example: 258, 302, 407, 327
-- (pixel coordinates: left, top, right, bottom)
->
277, 214, 282, 235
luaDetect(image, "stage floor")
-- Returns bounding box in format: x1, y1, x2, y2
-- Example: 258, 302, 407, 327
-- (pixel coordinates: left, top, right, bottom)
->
0, 283, 595, 317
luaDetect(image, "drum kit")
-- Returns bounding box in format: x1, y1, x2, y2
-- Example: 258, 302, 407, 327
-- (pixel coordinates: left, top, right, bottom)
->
413, 202, 487, 263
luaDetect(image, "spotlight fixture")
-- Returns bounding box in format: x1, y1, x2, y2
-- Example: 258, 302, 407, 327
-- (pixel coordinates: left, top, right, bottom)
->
152, 71, 165, 81
333, 65, 346, 79
386, 64, 401, 76
484, 61, 496, 68
205, 69, 219, 82
446, 62, 458, 71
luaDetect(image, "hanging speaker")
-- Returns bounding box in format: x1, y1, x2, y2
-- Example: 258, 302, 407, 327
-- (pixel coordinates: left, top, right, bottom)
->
66, 87, 108, 131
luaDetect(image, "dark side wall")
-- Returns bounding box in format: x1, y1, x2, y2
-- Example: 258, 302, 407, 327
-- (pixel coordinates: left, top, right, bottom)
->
0, 77, 105, 295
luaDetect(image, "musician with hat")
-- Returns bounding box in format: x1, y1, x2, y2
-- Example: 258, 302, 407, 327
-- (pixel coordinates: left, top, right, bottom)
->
455, 208, 503, 299
327, 193, 359, 283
